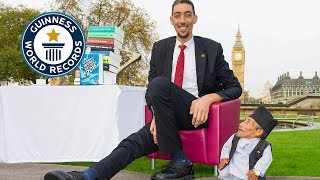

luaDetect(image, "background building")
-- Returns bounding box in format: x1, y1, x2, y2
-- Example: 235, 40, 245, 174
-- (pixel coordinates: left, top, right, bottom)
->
231, 27, 248, 103
261, 81, 273, 103
271, 71, 320, 103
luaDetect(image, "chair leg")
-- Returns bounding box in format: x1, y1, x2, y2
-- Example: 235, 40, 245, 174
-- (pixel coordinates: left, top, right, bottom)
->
151, 158, 156, 170
213, 165, 218, 177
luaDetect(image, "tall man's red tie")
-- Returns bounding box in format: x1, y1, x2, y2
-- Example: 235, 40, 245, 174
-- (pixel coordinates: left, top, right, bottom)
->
174, 44, 187, 87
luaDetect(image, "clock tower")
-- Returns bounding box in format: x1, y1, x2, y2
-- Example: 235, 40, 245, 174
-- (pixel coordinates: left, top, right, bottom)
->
232, 26, 246, 102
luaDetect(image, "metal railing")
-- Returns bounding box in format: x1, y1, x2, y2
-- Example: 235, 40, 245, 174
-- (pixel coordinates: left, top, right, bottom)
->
240, 114, 319, 129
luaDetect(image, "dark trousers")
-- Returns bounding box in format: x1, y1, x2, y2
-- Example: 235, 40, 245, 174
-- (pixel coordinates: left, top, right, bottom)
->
91, 77, 206, 179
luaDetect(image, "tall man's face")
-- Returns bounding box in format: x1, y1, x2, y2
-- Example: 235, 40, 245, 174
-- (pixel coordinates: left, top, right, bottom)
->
170, 3, 197, 43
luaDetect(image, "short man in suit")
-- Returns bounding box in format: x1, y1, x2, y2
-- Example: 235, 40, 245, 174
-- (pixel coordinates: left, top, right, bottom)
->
218, 105, 278, 180
44, 0, 242, 179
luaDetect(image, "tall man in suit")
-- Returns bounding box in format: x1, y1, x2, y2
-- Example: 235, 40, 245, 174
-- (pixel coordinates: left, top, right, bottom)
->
44, 0, 242, 179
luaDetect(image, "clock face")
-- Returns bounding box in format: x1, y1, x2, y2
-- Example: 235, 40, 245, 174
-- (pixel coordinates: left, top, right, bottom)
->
235, 53, 242, 60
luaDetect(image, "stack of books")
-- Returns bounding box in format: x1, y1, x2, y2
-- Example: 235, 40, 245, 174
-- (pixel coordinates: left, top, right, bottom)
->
85, 26, 124, 84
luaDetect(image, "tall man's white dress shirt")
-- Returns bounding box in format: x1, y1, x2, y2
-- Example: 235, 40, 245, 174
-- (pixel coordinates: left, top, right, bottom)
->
171, 37, 198, 97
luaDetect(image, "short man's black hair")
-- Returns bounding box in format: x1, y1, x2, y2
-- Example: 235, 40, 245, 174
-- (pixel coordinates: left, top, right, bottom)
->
172, 0, 195, 15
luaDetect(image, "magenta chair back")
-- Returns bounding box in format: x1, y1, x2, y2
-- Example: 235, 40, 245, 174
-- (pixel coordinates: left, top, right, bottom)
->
145, 99, 240, 165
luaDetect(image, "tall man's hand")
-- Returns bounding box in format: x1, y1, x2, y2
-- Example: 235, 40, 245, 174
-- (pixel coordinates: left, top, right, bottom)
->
190, 93, 223, 128
150, 116, 158, 144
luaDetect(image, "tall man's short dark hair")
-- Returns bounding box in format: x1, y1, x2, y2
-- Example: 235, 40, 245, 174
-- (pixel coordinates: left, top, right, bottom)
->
172, 0, 196, 15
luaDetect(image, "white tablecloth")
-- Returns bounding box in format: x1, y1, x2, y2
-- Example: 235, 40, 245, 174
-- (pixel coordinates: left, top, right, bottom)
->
0, 85, 146, 163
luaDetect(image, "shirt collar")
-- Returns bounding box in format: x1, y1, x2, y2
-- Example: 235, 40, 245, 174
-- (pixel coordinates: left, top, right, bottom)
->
175, 36, 194, 50
239, 138, 260, 148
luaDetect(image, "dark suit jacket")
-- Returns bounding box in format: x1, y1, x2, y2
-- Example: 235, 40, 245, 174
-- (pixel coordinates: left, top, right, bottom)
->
148, 36, 242, 100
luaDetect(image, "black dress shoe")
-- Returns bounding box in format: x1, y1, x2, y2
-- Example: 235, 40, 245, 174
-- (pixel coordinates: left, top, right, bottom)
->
44, 170, 85, 180
151, 161, 194, 180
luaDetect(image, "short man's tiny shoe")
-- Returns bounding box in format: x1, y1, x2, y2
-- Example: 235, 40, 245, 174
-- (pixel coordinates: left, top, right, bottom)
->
151, 161, 194, 180
44, 170, 84, 180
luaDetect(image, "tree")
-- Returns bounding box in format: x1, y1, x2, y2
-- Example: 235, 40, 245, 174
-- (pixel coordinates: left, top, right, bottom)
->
0, 0, 157, 86
50, 0, 158, 86
0, 3, 40, 85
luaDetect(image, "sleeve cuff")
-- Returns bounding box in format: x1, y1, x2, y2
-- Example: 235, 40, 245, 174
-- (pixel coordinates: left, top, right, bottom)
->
253, 168, 262, 176
220, 155, 229, 160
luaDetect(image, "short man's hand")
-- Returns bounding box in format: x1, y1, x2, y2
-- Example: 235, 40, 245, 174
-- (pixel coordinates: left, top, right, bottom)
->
150, 117, 157, 144
247, 169, 258, 180
218, 158, 229, 170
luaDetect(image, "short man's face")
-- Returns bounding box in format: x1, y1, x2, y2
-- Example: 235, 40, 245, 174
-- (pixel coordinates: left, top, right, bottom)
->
170, 3, 197, 42
236, 117, 263, 138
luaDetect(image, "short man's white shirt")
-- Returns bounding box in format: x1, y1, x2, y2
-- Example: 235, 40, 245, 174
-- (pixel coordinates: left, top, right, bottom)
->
219, 134, 273, 180
171, 37, 199, 97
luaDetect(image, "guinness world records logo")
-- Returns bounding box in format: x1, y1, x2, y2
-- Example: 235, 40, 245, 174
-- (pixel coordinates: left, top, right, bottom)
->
21, 12, 86, 77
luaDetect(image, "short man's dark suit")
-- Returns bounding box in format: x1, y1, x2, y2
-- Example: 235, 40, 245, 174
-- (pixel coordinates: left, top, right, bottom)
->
91, 36, 242, 180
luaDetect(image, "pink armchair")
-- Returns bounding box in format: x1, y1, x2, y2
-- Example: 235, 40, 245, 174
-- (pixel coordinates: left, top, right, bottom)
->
145, 99, 240, 168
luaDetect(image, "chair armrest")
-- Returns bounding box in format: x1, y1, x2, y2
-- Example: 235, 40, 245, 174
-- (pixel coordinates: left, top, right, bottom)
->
206, 99, 241, 160
145, 105, 153, 124
146, 99, 240, 133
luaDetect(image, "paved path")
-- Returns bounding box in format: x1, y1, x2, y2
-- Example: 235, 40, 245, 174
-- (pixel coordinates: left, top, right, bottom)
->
0, 163, 150, 180
1, 163, 319, 180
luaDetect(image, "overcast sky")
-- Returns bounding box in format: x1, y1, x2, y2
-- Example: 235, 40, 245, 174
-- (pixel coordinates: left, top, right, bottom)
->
2, 0, 320, 98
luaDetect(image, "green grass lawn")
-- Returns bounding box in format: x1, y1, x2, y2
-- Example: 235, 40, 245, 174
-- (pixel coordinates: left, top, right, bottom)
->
59, 129, 320, 178
126, 130, 320, 177
267, 129, 320, 176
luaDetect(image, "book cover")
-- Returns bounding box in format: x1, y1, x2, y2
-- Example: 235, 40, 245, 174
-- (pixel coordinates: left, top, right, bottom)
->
86, 45, 120, 55
87, 44, 114, 50
74, 69, 80, 85
103, 71, 117, 85
87, 38, 115, 45
104, 51, 121, 67
103, 56, 120, 68
87, 38, 122, 49
79, 53, 103, 85
88, 26, 124, 37
90, 50, 111, 56
87, 33, 124, 43
86, 50, 121, 68
103, 64, 119, 73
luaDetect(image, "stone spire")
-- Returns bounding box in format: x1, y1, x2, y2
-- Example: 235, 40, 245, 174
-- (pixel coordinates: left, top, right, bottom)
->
237, 24, 241, 36
233, 25, 244, 48
285, 72, 291, 79
298, 71, 304, 79
313, 71, 319, 79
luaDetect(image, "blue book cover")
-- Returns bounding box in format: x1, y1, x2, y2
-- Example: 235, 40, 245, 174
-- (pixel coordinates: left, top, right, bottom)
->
79, 53, 103, 85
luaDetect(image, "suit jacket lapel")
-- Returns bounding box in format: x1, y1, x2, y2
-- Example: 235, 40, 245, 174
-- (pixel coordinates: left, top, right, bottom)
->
164, 37, 176, 80
194, 37, 206, 92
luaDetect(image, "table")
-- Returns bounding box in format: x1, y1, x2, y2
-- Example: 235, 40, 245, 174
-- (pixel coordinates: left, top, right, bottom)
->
0, 85, 146, 163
